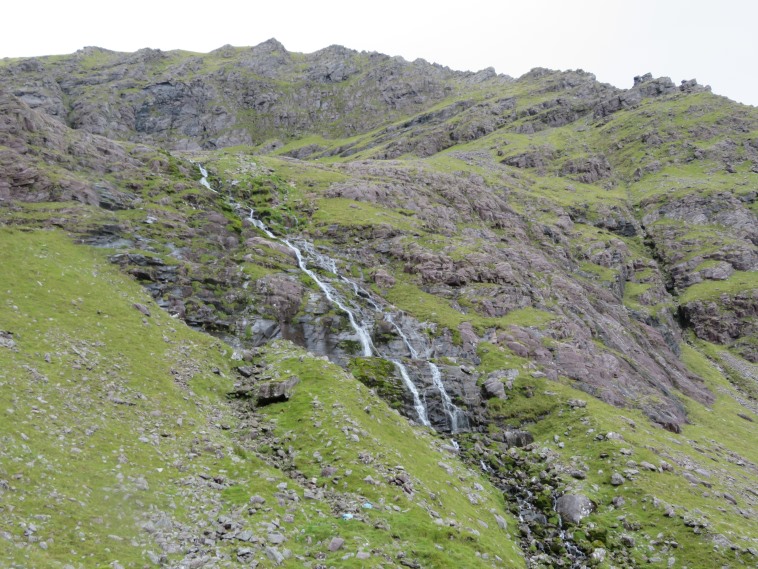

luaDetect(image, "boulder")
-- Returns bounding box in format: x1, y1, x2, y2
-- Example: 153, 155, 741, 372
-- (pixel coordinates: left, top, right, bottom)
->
256, 376, 300, 406
481, 377, 506, 400
555, 494, 596, 525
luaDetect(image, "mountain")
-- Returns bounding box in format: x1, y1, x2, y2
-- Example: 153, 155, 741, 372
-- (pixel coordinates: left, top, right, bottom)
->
0, 40, 757, 568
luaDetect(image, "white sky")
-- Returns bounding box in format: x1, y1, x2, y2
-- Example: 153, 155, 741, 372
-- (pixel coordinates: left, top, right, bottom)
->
3, 0, 757, 106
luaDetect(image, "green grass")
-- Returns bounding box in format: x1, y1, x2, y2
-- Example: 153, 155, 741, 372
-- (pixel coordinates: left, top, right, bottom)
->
385, 279, 554, 341
251, 343, 525, 568
679, 270, 758, 303
0, 229, 239, 567
0, 228, 529, 568
310, 198, 422, 232
509, 350, 758, 567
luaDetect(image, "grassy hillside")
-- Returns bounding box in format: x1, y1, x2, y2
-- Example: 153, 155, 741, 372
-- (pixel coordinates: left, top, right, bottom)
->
0, 229, 524, 568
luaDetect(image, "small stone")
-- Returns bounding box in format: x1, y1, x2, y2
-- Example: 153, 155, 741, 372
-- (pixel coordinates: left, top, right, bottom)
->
494, 514, 507, 530
328, 537, 345, 551
133, 303, 151, 317
611, 473, 625, 486
321, 466, 338, 477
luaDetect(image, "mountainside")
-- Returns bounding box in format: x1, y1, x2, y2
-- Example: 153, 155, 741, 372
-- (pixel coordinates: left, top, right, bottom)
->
1, 40, 757, 568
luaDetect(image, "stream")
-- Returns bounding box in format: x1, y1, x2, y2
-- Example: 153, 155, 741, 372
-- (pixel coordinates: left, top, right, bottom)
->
199, 165, 587, 565
199, 165, 464, 431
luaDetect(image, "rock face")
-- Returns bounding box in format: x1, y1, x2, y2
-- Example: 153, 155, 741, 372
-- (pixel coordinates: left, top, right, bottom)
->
2, 41, 757, 435
0, 41, 511, 151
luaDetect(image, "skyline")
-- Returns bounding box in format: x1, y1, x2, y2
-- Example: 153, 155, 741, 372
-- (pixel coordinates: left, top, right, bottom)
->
2, 0, 756, 106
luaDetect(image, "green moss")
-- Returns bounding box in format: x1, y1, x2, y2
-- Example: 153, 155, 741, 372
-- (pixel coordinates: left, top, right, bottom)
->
348, 357, 405, 407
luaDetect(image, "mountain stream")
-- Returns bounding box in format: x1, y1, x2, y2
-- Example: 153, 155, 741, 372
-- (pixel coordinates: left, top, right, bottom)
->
199, 165, 465, 431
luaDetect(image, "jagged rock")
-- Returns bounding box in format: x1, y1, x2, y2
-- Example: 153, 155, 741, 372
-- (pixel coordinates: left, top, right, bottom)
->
372, 269, 396, 288
555, 494, 596, 525
500, 430, 534, 448
0, 331, 16, 351
265, 546, 285, 566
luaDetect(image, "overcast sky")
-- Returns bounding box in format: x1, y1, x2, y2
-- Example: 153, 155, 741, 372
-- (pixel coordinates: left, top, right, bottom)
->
3, 0, 756, 106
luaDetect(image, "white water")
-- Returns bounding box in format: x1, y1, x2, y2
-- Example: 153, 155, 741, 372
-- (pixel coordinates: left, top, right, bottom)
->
385, 313, 467, 433
244, 209, 432, 425
390, 359, 430, 426
206, 170, 463, 431
197, 164, 217, 193
429, 362, 469, 433
282, 238, 374, 358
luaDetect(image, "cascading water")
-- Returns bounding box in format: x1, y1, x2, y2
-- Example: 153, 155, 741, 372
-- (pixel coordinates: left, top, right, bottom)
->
385, 313, 468, 433
252, 212, 431, 425
197, 164, 217, 193
323, 274, 467, 433
197, 164, 462, 431
428, 362, 469, 433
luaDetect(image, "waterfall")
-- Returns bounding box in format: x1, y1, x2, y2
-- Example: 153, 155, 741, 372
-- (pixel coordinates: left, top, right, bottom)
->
197, 164, 217, 193
385, 314, 468, 433
390, 359, 430, 426
281, 238, 374, 358
429, 362, 469, 433
250, 210, 431, 425
203, 164, 463, 431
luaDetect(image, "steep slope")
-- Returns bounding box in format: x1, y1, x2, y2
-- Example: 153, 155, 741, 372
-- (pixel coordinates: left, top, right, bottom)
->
0, 229, 524, 568
1, 41, 757, 568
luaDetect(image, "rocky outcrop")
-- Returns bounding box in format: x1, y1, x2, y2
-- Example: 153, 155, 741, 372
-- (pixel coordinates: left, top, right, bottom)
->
680, 291, 758, 361
0, 40, 508, 150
